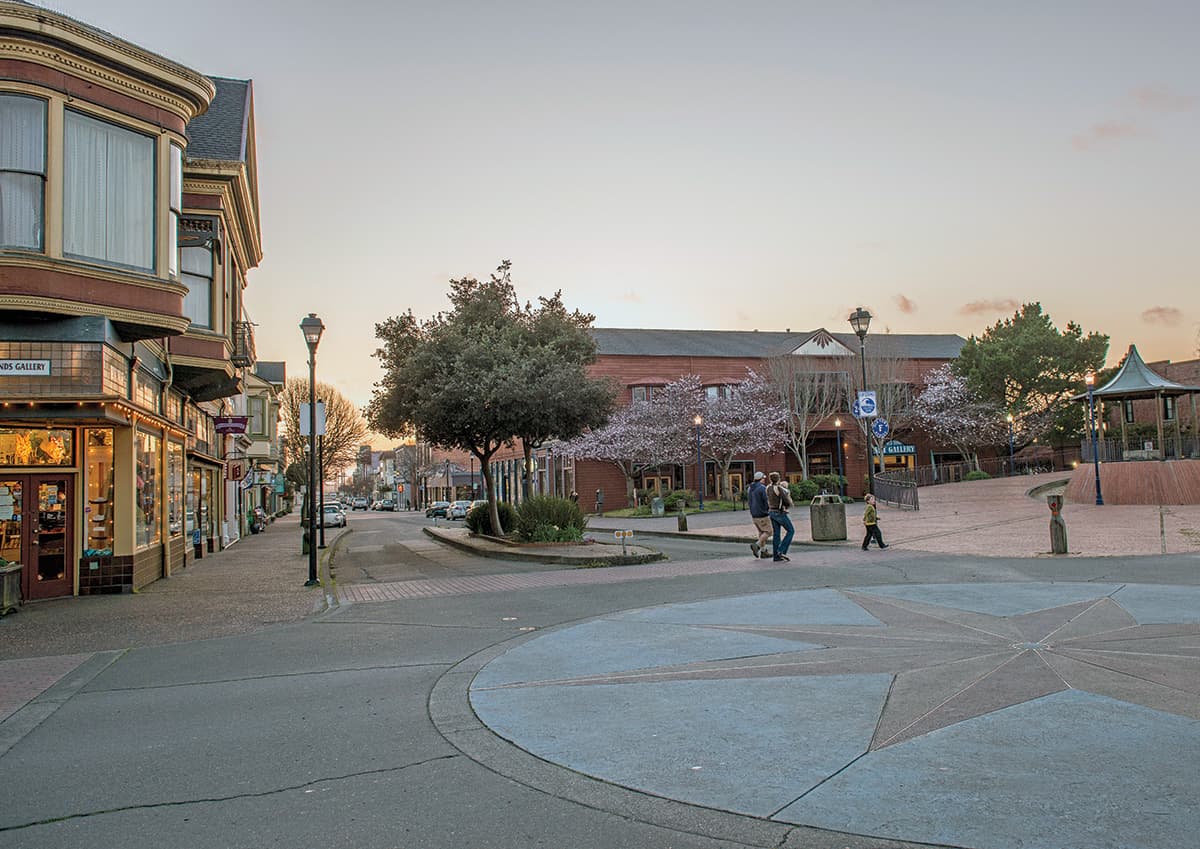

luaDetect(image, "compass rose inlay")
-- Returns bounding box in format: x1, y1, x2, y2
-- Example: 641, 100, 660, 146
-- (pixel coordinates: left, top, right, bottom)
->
470, 583, 1200, 849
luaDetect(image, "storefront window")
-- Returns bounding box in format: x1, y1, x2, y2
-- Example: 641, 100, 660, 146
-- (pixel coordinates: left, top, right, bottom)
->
0, 428, 74, 467
167, 442, 183, 537
135, 429, 161, 548
84, 429, 114, 554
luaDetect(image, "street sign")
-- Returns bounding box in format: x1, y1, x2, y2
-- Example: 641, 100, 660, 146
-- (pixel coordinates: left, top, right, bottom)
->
872, 418, 890, 438
613, 530, 633, 539
855, 391, 877, 418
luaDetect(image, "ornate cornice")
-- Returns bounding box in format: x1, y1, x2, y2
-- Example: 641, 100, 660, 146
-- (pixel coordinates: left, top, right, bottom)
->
183, 171, 262, 273
170, 353, 234, 378
0, 254, 188, 296
0, 3, 213, 118
0, 293, 189, 334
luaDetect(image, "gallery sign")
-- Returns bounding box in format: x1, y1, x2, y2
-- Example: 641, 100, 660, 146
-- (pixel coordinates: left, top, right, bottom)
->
214, 416, 249, 434
0, 359, 50, 375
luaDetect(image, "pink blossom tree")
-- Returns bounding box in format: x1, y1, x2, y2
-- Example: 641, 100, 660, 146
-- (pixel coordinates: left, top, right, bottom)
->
697, 371, 790, 498
911, 364, 1007, 471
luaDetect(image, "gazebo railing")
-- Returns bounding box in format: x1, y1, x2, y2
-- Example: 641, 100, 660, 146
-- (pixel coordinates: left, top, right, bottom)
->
1081, 436, 1199, 462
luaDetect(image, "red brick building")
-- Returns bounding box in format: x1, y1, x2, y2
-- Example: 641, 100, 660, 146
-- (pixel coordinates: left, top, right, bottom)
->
486, 327, 966, 508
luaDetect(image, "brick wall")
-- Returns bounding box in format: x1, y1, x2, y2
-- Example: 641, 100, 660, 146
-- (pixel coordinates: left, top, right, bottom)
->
132, 545, 163, 590
77, 554, 133, 595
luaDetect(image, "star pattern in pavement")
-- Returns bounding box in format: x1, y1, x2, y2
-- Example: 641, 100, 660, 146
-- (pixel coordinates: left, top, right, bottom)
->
480, 589, 1200, 750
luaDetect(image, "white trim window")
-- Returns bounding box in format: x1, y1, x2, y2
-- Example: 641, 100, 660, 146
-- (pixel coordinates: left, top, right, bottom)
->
168, 143, 182, 277
0, 94, 47, 250
182, 245, 213, 328
63, 110, 155, 270
248, 396, 265, 436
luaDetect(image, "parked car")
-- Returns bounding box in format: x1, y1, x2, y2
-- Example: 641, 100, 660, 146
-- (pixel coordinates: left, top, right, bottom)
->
351, 497, 369, 511
448, 500, 473, 520
469, 499, 488, 513
425, 501, 451, 518
321, 504, 347, 528
379, 499, 396, 511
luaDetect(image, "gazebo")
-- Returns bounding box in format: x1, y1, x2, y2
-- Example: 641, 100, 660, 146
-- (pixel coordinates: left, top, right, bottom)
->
1075, 344, 1200, 462
1066, 345, 1200, 505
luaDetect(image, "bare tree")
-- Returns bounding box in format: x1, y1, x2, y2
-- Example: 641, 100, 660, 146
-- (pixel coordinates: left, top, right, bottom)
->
280, 378, 369, 483
765, 355, 850, 478
395, 441, 435, 506
843, 354, 917, 474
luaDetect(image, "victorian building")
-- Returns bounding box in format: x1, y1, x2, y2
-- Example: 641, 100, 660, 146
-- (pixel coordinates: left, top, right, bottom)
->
0, 2, 264, 599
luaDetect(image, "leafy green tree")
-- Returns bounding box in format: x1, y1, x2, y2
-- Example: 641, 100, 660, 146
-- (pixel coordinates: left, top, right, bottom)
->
508, 288, 616, 499
954, 303, 1108, 447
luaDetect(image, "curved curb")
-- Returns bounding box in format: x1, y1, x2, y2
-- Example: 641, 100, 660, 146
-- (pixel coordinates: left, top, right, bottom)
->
422, 527, 666, 566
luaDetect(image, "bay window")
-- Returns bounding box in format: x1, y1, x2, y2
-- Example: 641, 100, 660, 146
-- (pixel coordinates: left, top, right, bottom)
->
63, 110, 154, 270
168, 143, 182, 277
0, 94, 46, 250
182, 245, 213, 328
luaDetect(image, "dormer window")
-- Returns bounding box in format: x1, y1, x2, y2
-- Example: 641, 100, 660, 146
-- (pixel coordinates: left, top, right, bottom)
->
0, 94, 46, 250
705, 385, 732, 401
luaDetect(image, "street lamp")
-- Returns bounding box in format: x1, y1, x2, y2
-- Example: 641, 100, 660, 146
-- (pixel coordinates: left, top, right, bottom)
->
546, 446, 554, 498
834, 417, 845, 498
694, 414, 705, 511
849, 306, 874, 497
1007, 413, 1015, 477
444, 459, 451, 501
299, 312, 324, 586
1085, 372, 1104, 505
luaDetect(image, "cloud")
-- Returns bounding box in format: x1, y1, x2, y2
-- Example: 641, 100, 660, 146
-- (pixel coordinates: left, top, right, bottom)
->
959, 299, 1019, 316
617, 291, 644, 303
893, 294, 916, 314
1131, 86, 1196, 113
1142, 306, 1183, 326
1072, 120, 1142, 151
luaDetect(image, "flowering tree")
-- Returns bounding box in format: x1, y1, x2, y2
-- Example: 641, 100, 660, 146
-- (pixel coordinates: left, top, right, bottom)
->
699, 371, 790, 498
564, 375, 701, 506
911, 364, 1007, 470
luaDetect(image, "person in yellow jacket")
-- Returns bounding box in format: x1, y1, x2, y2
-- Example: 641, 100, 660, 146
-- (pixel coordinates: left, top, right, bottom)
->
861, 494, 888, 550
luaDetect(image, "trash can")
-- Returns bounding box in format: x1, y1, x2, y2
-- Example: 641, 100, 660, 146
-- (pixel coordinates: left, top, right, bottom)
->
651, 496, 665, 517
810, 493, 847, 541
0, 560, 21, 616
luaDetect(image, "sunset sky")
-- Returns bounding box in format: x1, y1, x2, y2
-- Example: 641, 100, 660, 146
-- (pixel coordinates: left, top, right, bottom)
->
43, 1, 1200, 427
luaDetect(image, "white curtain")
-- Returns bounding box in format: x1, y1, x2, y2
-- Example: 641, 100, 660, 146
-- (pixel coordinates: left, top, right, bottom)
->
182, 246, 212, 327
64, 111, 154, 270
0, 95, 45, 249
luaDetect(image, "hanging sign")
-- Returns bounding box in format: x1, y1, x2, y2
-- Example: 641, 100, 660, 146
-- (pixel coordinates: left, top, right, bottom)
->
854, 391, 878, 418
298, 402, 326, 436
214, 416, 249, 434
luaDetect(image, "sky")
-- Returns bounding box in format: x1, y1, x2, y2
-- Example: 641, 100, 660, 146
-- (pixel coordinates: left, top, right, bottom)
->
40, 0, 1200, 439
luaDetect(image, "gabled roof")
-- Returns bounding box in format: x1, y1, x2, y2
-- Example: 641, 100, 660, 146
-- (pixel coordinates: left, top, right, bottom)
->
1080, 345, 1200, 400
186, 77, 251, 161
590, 328, 964, 360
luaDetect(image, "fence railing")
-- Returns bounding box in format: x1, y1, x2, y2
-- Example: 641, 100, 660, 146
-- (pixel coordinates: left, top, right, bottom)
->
1080, 436, 1199, 462
874, 473, 919, 510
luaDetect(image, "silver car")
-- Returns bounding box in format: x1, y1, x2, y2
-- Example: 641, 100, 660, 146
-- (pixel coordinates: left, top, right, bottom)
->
448, 500, 472, 520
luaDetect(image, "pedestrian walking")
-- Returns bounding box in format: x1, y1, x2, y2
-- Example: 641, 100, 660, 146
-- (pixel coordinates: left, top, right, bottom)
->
747, 471, 771, 558
766, 472, 794, 562
862, 494, 888, 550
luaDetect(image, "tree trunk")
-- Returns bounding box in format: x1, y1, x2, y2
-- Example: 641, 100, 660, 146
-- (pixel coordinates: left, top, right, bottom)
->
521, 441, 533, 501
800, 441, 809, 480
477, 453, 502, 536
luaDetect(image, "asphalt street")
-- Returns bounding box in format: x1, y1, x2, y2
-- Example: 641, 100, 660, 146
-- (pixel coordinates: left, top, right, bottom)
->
2, 507, 1198, 849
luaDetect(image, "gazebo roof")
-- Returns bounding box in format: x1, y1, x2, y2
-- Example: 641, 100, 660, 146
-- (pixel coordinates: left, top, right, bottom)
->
1074, 344, 1200, 401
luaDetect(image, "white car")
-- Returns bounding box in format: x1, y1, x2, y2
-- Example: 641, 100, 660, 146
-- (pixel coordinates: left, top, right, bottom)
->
321, 505, 347, 528
448, 500, 472, 520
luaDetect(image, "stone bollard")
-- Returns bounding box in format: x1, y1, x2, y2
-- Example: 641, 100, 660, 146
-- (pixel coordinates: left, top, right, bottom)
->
1047, 494, 1068, 554
810, 493, 847, 541
677, 514, 688, 532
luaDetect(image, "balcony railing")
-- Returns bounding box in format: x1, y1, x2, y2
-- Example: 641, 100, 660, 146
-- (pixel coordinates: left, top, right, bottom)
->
231, 320, 256, 368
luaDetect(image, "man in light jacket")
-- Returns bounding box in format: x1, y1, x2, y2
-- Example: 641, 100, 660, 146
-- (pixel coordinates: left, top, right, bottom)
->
766, 472, 794, 562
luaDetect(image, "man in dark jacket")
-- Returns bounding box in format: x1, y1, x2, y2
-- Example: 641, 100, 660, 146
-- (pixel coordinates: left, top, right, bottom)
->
747, 471, 771, 558
766, 472, 795, 562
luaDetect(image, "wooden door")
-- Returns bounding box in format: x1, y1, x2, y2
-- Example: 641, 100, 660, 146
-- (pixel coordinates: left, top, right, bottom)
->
26, 475, 73, 600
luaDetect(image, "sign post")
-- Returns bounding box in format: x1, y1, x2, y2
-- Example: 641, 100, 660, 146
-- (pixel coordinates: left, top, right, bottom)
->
614, 529, 633, 555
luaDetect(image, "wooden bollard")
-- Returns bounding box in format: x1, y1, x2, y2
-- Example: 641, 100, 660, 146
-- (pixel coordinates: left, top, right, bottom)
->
1047, 494, 1068, 555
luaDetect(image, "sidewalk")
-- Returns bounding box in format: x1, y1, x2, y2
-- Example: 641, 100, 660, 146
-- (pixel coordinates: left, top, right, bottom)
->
588, 472, 1200, 557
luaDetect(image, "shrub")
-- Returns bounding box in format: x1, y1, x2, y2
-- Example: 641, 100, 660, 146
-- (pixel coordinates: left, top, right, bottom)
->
810, 474, 846, 495
465, 500, 517, 535
964, 470, 992, 481
515, 496, 587, 542
788, 479, 820, 504
662, 489, 696, 511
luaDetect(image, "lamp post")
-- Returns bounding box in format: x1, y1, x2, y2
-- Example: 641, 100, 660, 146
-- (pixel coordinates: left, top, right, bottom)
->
1085, 371, 1104, 505
834, 417, 845, 498
694, 414, 704, 511
1006, 413, 1015, 477
444, 459, 451, 501
299, 312, 324, 586
849, 306, 875, 497
546, 447, 554, 497
470, 455, 476, 498
318, 432, 326, 549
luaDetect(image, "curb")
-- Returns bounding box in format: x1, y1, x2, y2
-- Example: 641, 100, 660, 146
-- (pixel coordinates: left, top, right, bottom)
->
610, 527, 856, 550
422, 527, 666, 566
